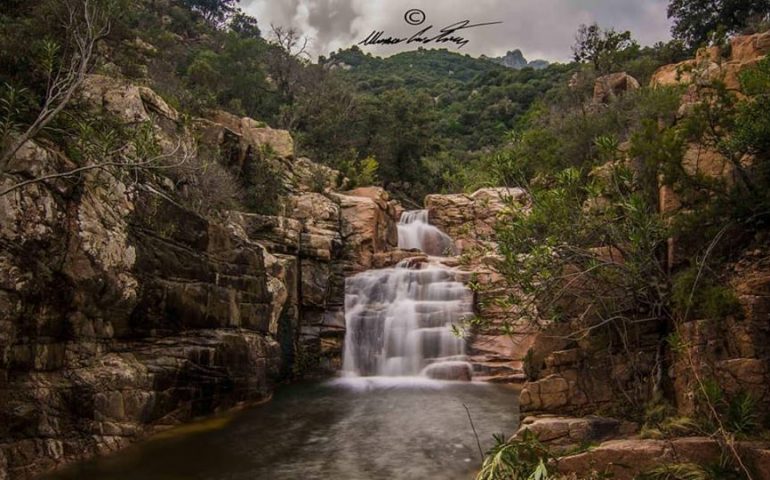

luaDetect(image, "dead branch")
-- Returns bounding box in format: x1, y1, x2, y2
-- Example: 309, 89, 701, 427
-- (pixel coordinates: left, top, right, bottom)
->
270, 24, 311, 60
0, 141, 192, 197
0, 0, 110, 172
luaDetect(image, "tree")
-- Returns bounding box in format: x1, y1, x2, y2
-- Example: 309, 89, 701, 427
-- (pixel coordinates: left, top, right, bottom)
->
668, 0, 770, 49
572, 23, 639, 75
183, 34, 274, 118
265, 25, 311, 105
183, 0, 237, 27
229, 10, 260, 39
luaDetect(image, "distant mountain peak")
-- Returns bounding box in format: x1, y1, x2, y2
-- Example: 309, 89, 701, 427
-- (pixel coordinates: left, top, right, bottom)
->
484, 49, 549, 70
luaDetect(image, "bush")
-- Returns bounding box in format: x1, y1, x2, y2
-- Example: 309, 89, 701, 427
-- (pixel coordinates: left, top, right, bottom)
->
477, 431, 552, 480
672, 267, 742, 321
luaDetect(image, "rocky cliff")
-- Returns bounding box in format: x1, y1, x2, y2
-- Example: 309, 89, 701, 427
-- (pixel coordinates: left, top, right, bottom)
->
507, 31, 770, 479
0, 75, 399, 479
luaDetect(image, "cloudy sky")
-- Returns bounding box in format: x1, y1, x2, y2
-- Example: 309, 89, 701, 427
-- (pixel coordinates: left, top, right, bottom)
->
240, 0, 673, 62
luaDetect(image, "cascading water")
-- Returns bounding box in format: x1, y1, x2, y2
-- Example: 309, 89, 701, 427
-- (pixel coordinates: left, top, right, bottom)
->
397, 210, 454, 256
342, 210, 474, 380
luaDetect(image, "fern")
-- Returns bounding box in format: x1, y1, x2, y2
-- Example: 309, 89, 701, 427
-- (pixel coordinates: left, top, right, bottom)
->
726, 391, 759, 436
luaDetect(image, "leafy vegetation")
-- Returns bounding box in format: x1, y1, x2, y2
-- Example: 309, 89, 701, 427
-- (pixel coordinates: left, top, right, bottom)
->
476, 431, 552, 480
572, 23, 640, 75
468, 13, 770, 477
668, 0, 770, 49
2, 0, 770, 477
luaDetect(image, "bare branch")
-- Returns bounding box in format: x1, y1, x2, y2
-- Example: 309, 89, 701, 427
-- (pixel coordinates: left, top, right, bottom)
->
0, 141, 192, 197
0, 0, 111, 172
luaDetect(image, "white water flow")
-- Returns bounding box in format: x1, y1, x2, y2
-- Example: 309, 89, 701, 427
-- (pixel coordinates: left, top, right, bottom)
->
342, 211, 473, 380
397, 210, 454, 256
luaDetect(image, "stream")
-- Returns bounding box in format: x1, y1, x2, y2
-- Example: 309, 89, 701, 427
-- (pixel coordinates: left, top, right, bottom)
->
49, 380, 519, 480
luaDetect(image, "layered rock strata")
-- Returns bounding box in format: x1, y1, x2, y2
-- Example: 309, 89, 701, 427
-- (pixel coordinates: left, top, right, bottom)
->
0, 75, 399, 479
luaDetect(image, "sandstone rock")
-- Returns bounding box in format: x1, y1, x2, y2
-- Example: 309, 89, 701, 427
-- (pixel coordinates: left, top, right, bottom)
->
652, 31, 769, 94
683, 142, 736, 181
228, 212, 302, 255
696, 45, 722, 63
671, 253, 770, 416
743, 446, 770, 479
138, 86, 178, 121
557, 439, 666, 479
593, 72, 640, 104
371, 250, 428, 269
293, 157, 346, 193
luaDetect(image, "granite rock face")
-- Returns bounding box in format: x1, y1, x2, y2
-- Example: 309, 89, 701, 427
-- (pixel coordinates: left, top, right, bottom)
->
671, 251, 770, 417
0, 143, 282, 478
512, 35, 770, 479
651, 31, 770, 92
425, 187, 526, 254
0, 75, 401, 479
592, 72, 640, 104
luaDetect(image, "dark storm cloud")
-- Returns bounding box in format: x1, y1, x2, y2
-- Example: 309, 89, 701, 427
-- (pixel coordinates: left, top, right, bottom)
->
240, 0, 672, 61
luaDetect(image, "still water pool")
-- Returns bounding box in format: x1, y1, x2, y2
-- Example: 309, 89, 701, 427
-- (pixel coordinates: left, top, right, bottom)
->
49, 378, 519, 480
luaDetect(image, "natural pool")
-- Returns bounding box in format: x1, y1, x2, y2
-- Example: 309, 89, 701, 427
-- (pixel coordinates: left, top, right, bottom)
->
49, 378, 519, 480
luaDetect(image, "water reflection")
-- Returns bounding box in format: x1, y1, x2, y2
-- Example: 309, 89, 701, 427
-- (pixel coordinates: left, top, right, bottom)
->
49, 381, 519, 480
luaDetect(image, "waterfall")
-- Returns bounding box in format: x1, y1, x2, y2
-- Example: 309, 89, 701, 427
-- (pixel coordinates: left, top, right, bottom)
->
397, 210, 455, 256
342, 211, 473, 381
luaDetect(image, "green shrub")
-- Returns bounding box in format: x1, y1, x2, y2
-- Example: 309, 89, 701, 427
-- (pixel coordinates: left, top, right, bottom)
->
476, 431, 552, 480
672, 267, 742, 321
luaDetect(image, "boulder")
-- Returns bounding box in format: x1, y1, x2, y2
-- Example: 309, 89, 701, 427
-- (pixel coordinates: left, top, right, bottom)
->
651, 60, 697, 87
422, 361, 473, 381
593, 72, 640, 104
79, 75, 150, 123
515, 416, 634, 451
556, 437, 770, 480
206, 110, 294, 159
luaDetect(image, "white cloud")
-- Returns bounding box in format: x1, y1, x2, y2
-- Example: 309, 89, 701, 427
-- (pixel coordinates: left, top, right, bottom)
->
240, 0, 673, 61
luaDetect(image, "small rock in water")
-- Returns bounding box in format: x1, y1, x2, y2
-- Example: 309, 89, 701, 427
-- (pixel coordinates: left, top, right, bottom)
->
422, 361, 473, 382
